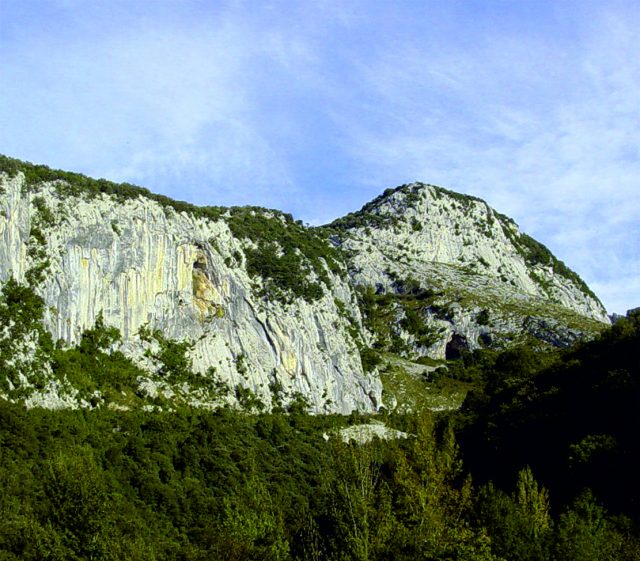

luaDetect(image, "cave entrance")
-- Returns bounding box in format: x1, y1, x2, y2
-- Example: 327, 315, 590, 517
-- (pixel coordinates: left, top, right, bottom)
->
445, 334, 468, 360
193, 247, 208, 272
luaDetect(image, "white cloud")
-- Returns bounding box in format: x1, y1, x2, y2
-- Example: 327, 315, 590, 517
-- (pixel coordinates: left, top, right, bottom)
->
1, 2, 315, 206
2, 1, 639, 312
329, 4, 640, 312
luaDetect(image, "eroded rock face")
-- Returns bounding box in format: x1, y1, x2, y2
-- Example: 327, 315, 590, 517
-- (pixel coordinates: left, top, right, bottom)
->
331, 183, 609, 359
0, 172, 381, 413
0, 169, 610, 411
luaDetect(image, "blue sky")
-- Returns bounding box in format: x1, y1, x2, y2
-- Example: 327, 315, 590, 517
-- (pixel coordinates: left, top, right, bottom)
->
1, 0, 639, 314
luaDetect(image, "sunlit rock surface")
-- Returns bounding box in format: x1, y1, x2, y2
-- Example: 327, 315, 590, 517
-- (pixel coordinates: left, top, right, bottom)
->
330, 183, 609, 359
0, 170, 609, 411
0, 171, 380, 413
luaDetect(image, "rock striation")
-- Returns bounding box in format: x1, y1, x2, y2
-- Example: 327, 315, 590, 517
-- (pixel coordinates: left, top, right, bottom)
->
0, 167, 379, 413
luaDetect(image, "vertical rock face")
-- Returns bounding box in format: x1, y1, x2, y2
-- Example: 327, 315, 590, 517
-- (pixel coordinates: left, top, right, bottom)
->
0, 171, 381, 413
0, 174, 30, 280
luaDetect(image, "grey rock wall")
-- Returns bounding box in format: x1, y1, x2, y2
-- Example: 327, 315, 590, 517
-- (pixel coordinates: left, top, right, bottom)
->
0, 172, 381, 413
0, 171, 610, 410
334, 183, 609, 359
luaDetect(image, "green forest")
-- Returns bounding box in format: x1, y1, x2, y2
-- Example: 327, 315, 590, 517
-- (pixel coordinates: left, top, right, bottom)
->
1, 312, 639, 560
0, 156, 638, 558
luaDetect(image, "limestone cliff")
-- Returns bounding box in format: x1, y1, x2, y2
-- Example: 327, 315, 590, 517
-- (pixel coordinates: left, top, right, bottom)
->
0, 159, 610, 412
328, 183, 609, 360
0, 163, 380, 413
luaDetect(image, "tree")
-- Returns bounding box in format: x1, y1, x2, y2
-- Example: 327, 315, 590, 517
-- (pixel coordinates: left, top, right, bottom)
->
392, 413, 495, 560
328, 439, 395, 561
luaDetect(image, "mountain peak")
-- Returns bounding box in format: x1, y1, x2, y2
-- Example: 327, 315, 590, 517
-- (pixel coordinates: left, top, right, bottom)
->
331, 181, 607, 322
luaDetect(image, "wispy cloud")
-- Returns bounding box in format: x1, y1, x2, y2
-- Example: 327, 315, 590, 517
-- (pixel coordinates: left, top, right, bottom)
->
1, 1, 317, 207
329, 3, 640, 312
1, 1, 638, 312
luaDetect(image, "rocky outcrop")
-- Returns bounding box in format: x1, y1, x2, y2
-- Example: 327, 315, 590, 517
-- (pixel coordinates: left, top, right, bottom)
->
0, 161, 610, 411
329, 183, 609, 359
0, 170, 380, 413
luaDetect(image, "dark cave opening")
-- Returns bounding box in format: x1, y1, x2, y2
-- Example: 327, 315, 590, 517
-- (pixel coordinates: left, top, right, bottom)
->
445, 334, 468, 360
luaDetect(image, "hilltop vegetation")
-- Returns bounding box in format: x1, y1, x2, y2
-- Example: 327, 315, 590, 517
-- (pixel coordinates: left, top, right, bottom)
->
0, 155, 341, 304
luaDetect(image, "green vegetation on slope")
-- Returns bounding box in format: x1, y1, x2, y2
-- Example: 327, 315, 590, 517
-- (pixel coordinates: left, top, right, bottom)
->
379, 355, 467, 414
0, 277, 53, 395
1, 271, 639, 559
494, 213, 600, 302
225, 207, 343, 303
0, 278, 234, 408
3, 155, 635, 559
0, 154, 227, 219
1, 155, 343, 303
459, 311, 640, 523
0, 400, 638, 560
326, 182, 426, 232
356, 278, 446, 358
0, 401, 495, 561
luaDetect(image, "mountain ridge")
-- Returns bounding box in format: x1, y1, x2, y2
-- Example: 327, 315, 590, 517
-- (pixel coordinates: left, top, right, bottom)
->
0, 155, 609, 413
327, 181, 602, 311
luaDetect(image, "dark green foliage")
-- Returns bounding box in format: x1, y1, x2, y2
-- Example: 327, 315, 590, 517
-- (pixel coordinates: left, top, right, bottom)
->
356, 286, 409, 354
0, 154, 22, 177
0, 405, 494, 560
235, 352, 248, 376
356, 277, 444, 357
476, 308, 490, 325
0, 403, 339, 560
359, 346, 382, 372
0, 398, 638, 559
156, 337, 193, 379
51, 314, 142, 400
24, 195, 54, 285
0, 277, 53, 392
139, 326, 209, 390
269, 377, 286, 411
475, 470, 553, 561
436, 347, 499, 385
31, 196, 56, 226
327, 183, 425, 232
0, 277, 48, 340
432, 184, 485, 206
226, 207, 341, 303
554, 490, 633, 561
243, 241, 325, 302
399, 305, 441, 347
79, 311, 121, 352
234, 384, 266, 412
285, 391, 310, 415
459, 312, 640, 522
1, 154, 226, 220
